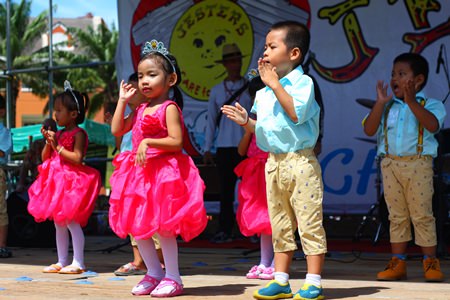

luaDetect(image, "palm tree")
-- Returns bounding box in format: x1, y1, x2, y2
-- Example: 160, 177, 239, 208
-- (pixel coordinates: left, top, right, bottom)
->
59, 22, 118, 118
0, 1, 118, 122
0, 0, 48, 127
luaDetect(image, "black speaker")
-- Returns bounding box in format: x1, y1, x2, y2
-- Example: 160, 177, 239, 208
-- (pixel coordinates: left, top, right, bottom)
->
7, 191, 55, 248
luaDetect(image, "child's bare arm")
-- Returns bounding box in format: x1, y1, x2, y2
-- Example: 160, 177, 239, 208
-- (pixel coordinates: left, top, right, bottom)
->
221, 102, 256, 133
40, 127, 54, 161
364, 81, 392, 136
111, 80, 136, 136
57, 131, 85, 165
237, 131, 252, 156
135, 105, 183, 167
41, 143, 52, 161
146, 104, 183, 151
403, 79, 439, 132
258, 59, 297, 122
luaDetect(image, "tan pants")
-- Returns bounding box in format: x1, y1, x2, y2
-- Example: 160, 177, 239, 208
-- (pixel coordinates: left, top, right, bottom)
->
266, 149, 327, 255
0, 169, 8, 227
381, 156, 436, 247
130, 234, 161, 250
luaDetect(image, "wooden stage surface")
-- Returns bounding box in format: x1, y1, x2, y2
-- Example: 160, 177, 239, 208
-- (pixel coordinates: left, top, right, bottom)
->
0, 235, 449, 299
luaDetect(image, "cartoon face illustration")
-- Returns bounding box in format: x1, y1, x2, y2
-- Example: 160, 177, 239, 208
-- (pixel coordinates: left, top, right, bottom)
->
170, 0, 253, 100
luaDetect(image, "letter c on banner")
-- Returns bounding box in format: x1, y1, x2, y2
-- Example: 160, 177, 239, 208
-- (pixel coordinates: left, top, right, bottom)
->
321, 148, 353, 195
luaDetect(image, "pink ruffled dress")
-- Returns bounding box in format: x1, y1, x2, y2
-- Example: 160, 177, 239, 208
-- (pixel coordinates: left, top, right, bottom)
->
28, 127, 101, 227
234, 134, 271, 236
109, 101, 207, 242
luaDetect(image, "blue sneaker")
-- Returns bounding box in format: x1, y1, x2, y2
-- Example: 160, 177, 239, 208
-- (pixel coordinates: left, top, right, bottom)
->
294, 284, 324, 300
253, 280, 293, 299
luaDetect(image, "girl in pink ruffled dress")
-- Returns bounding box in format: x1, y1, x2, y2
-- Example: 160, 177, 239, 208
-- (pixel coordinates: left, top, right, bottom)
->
234, 75, 274, 280
109, 40, 207, 297
28, 82, 101, 274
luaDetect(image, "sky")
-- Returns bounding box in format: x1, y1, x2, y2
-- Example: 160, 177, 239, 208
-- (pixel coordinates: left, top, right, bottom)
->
30, 0, 118, 27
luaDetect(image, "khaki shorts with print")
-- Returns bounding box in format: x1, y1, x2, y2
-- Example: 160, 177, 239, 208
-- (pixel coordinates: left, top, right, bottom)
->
266, 149, 327, 255
381, 156, 436, 247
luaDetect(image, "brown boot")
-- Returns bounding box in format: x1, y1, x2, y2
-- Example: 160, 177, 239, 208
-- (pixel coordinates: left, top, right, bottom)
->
377, 257, 407, 281
423, 257, 444, 282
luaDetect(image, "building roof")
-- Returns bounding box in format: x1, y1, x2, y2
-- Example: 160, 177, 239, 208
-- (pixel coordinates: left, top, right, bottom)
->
27, 14, 105, 55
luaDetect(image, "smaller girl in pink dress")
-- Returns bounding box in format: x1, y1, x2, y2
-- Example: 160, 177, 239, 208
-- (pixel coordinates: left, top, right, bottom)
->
109, 40, 207, 297
28, 81, 101, 274
234, 75, 274, 280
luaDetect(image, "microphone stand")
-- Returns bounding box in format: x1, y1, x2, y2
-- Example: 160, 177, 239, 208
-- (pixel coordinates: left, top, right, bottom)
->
437, 44, 449, 104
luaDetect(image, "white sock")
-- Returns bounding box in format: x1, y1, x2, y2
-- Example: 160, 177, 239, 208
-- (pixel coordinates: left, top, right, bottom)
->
136, 238, 164, 280
67, 222, 85, 269
259, 234, 274, 268
159, 235, 182, 285
274, 272, 289, 284
305, 273, 321, 287
54, 223, 70, 266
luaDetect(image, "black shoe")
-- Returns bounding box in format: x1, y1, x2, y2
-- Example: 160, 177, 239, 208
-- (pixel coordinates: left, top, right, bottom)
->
0, 247, 12, 258
209, 231, 232, 244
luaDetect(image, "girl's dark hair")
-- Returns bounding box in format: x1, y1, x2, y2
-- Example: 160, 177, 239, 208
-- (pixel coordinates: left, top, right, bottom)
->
140, 52, 184, 110
42, 118, 57, 132
393, 53, 429, 90
270, 20, 310, 66
128, 72, 138, 83
54, 89, 90, 124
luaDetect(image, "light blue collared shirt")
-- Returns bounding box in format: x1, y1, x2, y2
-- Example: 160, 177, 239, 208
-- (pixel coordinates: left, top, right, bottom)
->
251, 65, 320, 154
0, 123, 13, 165
376, 91, 447, 157
120, 131, 132, 152
119, 104, 134, 152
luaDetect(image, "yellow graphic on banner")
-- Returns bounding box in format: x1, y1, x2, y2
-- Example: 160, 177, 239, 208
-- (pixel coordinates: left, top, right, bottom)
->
170, 0, 253, 101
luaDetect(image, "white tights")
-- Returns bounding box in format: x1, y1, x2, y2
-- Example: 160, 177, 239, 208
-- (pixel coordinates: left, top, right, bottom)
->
54, 222, 85, 269
136, 235, 181, 284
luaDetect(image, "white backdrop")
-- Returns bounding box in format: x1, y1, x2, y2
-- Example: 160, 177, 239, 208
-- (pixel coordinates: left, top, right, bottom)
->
116, 0, 450, 214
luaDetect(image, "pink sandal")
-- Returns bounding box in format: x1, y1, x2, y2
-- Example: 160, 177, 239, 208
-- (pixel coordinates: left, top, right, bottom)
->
150, 278, 183, 297
131, 274, 161, 296
246, 265, 263, 279
258, 267, 275, 280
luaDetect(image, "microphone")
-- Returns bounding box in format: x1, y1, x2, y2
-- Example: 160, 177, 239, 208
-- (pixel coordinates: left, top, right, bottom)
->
436, 44, 444, 74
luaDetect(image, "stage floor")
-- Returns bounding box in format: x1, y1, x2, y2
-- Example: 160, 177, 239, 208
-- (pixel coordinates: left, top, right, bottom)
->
0, 235, 449, 299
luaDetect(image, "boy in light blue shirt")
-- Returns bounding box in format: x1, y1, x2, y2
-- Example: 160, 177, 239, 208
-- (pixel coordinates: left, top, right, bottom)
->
0, 94, 13, 258
364, 53, 446, 282
222, 21, 326, 300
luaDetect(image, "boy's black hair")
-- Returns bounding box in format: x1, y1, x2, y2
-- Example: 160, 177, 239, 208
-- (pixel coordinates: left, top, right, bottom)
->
270, 20, 310, 66
139, 52, 184, 110
248, 76, 265, 100
54, 89, 90, 125
128, 72, 138, 83
393, 53, 429, 90
42, 118, 57, 132
0, 94, 5, 109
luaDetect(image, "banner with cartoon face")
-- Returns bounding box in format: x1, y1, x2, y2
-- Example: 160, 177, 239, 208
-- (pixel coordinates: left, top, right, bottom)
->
116, 0, 450, 214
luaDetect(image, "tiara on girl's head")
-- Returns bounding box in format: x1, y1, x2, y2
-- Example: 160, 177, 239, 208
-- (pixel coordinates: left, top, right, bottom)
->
141, 39, 176, 72
247, 69, 259, 81
142, 39, 169, 56
64, 80, 80, 113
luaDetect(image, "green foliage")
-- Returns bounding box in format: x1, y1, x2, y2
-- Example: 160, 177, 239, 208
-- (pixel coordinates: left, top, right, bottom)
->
0, 0, 119, 124
62, 22, 118, 115
0, 0, 49, 126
